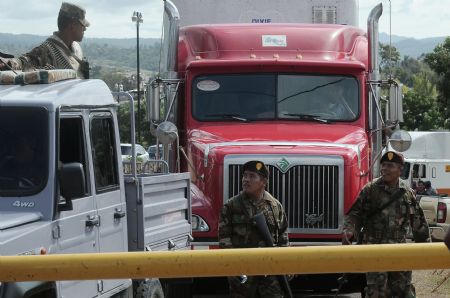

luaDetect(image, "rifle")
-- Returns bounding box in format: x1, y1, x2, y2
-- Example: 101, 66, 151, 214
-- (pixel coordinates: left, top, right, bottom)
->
253, 212, 294, 298
334, 188, 406, 297
334, 228, 364, 297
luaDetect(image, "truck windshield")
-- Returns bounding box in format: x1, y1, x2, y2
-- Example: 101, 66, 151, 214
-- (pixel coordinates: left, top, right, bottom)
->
192, 74, 359, 122
0, 107, 49, 196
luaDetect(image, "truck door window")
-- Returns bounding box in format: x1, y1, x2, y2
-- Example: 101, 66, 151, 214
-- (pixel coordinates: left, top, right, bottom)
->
412, 163, 426, 179
401, 162, 410, 180
90, 115, 119, 192
59, 117, 89, 197
0, 107, 48, 196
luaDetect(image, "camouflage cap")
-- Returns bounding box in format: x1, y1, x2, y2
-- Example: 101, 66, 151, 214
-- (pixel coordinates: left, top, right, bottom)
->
380, 151, 404, 165
59, 2, 90, 27
243, 160, 269, 178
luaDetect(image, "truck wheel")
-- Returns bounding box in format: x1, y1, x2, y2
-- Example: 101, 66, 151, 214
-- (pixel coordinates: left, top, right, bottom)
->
134, 279, 164, 298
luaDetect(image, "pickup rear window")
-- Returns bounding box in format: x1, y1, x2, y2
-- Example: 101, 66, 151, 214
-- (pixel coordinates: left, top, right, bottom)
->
0, 107, 49, 196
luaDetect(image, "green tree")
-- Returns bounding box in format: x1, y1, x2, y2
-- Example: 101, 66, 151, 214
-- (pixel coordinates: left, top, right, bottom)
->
395, 56, 436, 88
402, 73, 446, 130
379, 42, 400, 78
424, 37, 450, 125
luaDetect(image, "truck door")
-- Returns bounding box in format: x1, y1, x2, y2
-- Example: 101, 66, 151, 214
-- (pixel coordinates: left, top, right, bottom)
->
56, 115, 99, 298
90, 113, 128, 294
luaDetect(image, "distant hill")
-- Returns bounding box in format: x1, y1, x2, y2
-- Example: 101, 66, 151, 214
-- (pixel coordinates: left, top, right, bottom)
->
1, 32, 448, 72
379, 32, 447, 58
0, 33, 161, 72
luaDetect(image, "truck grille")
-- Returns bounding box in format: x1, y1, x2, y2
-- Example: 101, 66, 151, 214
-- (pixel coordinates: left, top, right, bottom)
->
227, 162, 341, 233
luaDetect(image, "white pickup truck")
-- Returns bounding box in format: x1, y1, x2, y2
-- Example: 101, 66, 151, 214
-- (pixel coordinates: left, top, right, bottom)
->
419, 194, 450, 241
0, 70, 192, 298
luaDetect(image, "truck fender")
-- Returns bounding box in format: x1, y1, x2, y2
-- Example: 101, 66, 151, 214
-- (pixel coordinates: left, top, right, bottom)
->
0, 281, 56, 298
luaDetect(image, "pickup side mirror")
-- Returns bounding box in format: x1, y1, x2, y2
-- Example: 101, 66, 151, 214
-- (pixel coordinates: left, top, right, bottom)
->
59, 162, 86, 211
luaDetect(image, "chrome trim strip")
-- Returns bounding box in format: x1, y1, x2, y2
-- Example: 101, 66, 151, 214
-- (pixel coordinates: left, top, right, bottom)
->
202, 141, 360, 168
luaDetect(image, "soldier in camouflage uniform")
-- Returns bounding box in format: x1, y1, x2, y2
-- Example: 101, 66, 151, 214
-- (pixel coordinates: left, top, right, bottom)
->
0, 2, 90, 78
342, 151, 430, 298
218, 160, 289, 298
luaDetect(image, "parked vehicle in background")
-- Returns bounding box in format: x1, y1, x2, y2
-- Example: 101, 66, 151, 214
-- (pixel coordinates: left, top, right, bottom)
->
120, 144, 150, 162
420, 194, 450, 241
148, 144, 164, 159
121, 143, 150, 162
390, 131, 450, 196
121, 143, 151, 174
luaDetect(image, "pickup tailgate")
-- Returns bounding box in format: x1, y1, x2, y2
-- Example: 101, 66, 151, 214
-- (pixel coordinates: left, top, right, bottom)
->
420, 196, 438, 225
125, 172, 192, 251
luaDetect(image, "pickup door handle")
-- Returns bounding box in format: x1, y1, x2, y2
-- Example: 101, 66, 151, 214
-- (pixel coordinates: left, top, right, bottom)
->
86, 216, 100, 227
114, 210, 126, 219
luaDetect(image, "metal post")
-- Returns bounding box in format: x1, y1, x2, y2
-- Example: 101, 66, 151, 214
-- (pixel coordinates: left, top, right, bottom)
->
132, 11, 143, 143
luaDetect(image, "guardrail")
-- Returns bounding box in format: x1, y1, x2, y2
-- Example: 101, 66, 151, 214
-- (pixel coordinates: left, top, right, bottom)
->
1, 243, 450, 282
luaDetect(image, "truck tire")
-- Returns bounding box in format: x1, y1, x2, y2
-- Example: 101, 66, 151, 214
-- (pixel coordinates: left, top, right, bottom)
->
133, 279, 164, 298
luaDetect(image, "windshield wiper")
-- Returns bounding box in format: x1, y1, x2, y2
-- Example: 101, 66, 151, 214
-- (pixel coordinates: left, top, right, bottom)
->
282, 113, 331, 124
206, 114, 249, 122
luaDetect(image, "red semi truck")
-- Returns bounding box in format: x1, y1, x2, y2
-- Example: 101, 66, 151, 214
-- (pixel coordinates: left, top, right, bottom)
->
147, 0, 407, 292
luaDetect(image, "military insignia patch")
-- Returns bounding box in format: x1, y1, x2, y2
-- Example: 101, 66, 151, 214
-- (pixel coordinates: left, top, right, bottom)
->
256, 162, 262, 170
387, 152, 394, 160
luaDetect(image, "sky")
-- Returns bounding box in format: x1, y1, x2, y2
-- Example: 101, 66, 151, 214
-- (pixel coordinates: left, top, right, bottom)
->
0, 0, 449, 40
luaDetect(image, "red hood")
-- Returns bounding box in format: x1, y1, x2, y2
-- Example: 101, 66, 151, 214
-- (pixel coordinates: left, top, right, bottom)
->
189, 122, 366, 145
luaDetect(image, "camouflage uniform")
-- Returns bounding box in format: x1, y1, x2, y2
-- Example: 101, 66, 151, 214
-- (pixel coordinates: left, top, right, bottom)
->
218, 190, 289, 298
2, 3, 89, 78
343, 177, 430, 298
7, 34, 88, 79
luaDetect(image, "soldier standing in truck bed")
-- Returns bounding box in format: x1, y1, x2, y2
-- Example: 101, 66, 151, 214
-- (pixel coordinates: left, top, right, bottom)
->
0, 2, 90, 78
218, 160, 289, 298
342, 151, 430, 298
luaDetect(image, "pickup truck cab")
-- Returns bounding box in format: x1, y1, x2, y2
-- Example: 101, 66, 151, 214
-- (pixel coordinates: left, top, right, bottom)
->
419, 194, 450, 241
0, 71, 192, 298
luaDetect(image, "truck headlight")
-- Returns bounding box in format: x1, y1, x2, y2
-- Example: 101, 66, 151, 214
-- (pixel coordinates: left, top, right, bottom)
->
192, 215, 210, 232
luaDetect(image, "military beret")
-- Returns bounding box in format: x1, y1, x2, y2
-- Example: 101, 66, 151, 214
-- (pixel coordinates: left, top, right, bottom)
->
59, 2, 90, 27
380, 151, 404, 165
243, 160, 269, 178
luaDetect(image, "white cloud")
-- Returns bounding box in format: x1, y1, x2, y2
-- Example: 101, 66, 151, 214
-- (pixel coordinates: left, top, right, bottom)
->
359, 0, 449, 39
0, 0, 448, 39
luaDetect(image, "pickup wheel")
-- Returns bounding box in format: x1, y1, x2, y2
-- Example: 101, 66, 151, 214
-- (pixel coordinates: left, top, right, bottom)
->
134, 279, 164, 298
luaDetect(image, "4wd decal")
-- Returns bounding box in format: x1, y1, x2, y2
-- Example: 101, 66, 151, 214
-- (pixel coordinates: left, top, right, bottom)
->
13, 200, 35, 208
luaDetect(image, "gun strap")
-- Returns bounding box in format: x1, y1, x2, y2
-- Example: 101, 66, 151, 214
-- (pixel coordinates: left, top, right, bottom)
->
237, 195, 252, 219
366, 188, 406, 222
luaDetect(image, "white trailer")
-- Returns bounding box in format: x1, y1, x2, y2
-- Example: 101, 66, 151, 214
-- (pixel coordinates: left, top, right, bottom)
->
389, 131, 450, 195
169, 0, 358, 26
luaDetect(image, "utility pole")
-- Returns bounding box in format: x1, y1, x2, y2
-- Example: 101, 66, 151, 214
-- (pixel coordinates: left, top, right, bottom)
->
132, 11, 143, 142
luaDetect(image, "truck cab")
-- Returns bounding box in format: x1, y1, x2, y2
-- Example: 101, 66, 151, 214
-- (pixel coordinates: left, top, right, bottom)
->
0, 73, 191, 298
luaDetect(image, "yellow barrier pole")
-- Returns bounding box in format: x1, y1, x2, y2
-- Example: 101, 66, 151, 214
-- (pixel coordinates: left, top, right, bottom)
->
1, 243, 450, 282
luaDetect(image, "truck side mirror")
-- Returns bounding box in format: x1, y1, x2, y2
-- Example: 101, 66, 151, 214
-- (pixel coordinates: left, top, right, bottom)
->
59, 162, 86, 211
147, 79, 162, 123
389, 83, 403, 123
